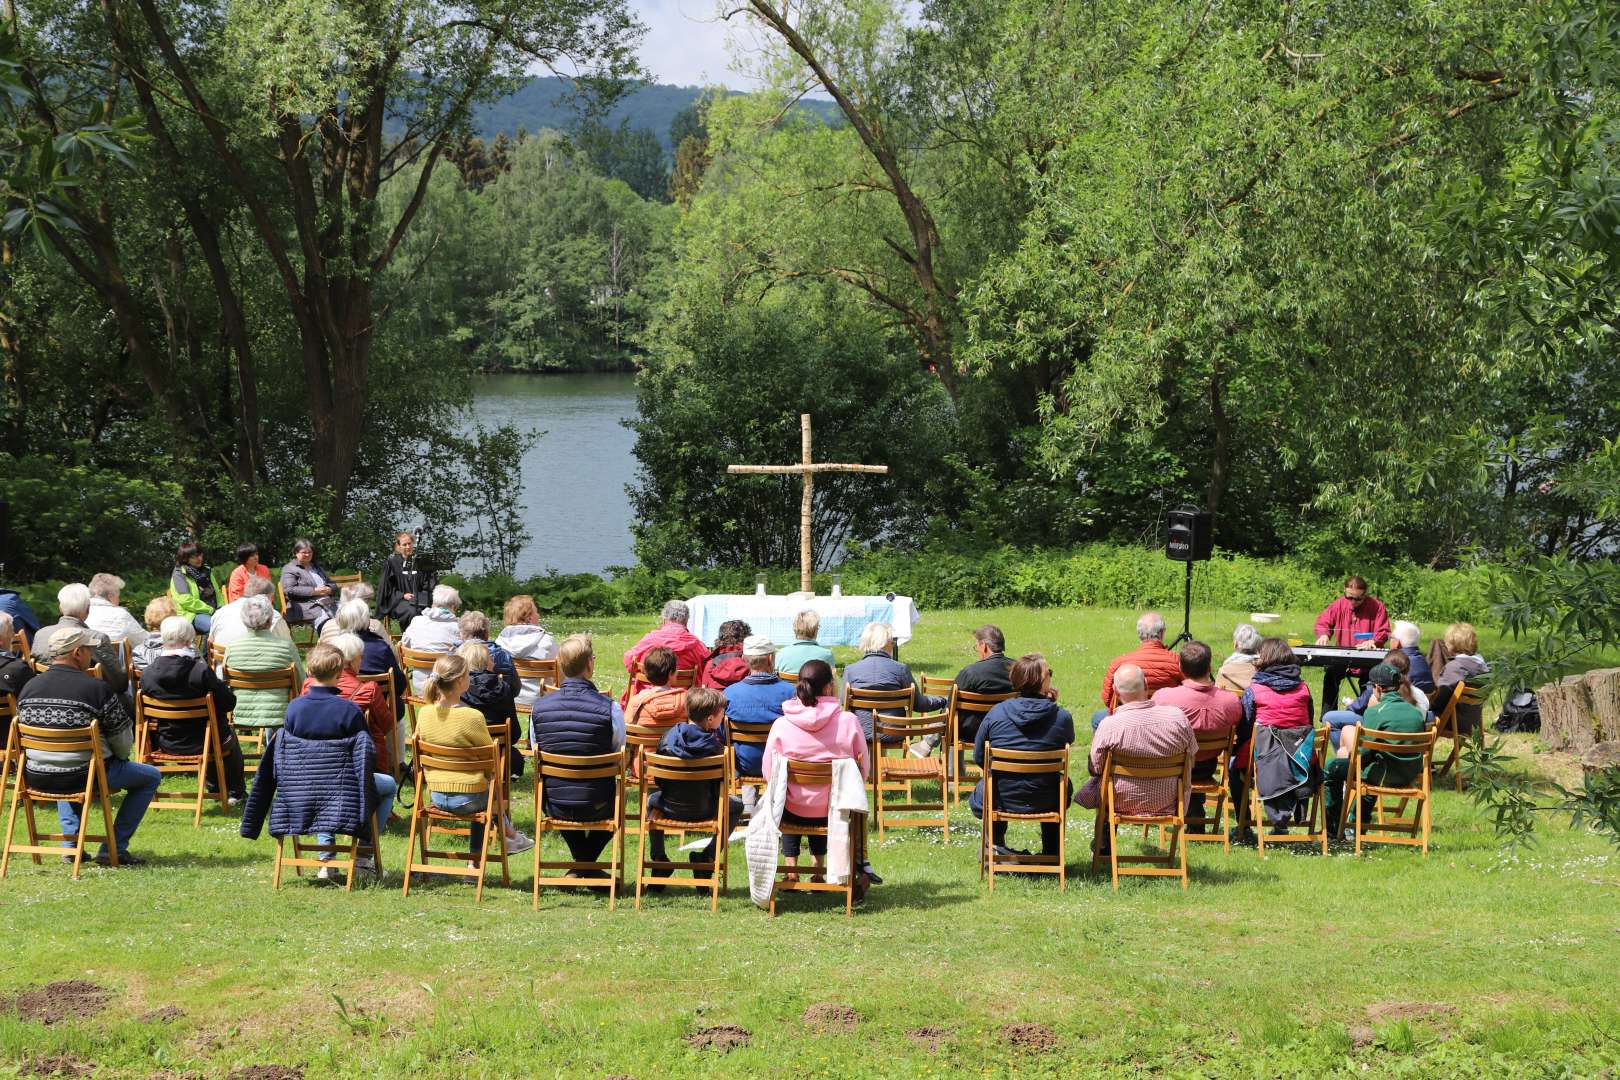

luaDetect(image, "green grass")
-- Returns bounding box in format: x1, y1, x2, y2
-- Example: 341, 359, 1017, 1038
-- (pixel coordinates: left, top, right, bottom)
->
3, 607, 1618, 1078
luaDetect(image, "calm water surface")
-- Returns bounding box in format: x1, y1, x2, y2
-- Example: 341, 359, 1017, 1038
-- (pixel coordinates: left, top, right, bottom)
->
461, 372, 639, 577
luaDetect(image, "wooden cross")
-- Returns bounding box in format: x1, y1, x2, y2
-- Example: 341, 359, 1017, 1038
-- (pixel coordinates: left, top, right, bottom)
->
728, 413, 888, 593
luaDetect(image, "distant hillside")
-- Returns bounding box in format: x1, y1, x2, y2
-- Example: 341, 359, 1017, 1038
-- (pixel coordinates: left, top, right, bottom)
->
473, 76, 839, 150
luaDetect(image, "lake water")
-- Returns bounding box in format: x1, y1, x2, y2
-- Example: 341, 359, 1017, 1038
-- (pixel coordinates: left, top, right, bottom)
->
460, 372, 640, 577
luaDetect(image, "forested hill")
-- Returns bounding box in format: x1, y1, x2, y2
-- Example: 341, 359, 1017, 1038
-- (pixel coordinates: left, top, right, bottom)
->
472, 76, 839, 149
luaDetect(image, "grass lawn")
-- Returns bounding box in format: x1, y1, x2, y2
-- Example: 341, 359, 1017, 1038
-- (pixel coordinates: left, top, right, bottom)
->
3, 606, 1618, 1078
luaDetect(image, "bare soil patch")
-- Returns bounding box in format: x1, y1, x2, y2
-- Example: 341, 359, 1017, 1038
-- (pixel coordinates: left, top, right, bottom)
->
8, 980, 113, 1025
139, 1005, 186, 1024
1347, 1024, 1376, 1050
906, 1025, 951, 1053
1001, 1022, 1059, 1054
1365, 1001, 1458, 1025
22, 1055, 93, 1077
802, 1003, 858, 1033
224, 1067, 304, 1080
684, 1024, 752, 1053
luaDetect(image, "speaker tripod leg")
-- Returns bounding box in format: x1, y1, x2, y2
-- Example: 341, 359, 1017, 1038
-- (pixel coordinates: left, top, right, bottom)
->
1171, 561, 1194, 647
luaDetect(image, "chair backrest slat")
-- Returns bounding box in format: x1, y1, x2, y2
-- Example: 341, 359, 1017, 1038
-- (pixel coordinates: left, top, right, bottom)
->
16, 719, 102, 755
537, 749, 624, 781
414, 738, 501, 773
725, 717, 773, 744
135, 692, 216, 724
784, 758, 833, 785
644, 751, 726, 783
843, 686, 914, 713
873, 710, 949, 739
1105, 751, 1189, 780
223, 664, 297, 693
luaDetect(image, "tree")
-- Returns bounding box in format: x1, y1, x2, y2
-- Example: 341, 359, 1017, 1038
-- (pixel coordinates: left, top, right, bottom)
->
571, 117, 670, 202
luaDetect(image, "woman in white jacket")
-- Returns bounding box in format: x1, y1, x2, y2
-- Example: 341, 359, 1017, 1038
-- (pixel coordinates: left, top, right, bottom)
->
494, 594, 558, 710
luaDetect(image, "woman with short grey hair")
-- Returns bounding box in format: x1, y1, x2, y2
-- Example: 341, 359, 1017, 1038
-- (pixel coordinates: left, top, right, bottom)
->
844, 621, 946, 744
1216, 623, 1262, 693
223, 595, 304, 732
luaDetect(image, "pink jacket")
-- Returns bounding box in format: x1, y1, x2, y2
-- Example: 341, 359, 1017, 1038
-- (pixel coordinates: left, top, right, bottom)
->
762, 697, 870, 817
1313, 596, 1390, 648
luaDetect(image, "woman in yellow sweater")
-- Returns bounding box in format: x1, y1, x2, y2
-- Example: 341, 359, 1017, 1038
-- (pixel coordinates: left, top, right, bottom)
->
414, 653, 533, 858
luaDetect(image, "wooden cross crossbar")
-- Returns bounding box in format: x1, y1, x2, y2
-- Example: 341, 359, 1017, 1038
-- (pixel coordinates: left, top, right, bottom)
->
727, 413, 889, 593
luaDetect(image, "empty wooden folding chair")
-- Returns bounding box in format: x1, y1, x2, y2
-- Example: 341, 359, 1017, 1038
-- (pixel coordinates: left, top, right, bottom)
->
769, 759, 867, 917
636, 750, 732, 911
844, 685, 915, 805
1432, 681, 1488, 792
981, 744, 1069, 891
1341, 726, 1437, 856
401, 738, 509, 902
870, 710, 950, 840
132, 693, 231, 826
1, 720, 118, 879
949, 689, 1015, 805
222, 663, 298, 778
1185, 727, 1236, 852
725, 717, 772, 801
1247, 724, 1329, 857
532, 749, 627, 910
1091, 749, 1191, 889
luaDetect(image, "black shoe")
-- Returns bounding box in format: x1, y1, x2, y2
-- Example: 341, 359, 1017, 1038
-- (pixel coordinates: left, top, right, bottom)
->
859, 861, 882, 885
96, 851, 145, 867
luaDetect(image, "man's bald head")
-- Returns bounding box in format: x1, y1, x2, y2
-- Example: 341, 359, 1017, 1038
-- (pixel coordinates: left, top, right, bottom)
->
1114, 663, 1148, 702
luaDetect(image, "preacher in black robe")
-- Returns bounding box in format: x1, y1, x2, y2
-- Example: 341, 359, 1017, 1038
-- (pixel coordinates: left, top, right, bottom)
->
376, 532, 435, 631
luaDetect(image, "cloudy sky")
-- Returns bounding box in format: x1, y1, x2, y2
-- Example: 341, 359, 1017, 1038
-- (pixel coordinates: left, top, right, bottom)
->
628, 0, 757, 88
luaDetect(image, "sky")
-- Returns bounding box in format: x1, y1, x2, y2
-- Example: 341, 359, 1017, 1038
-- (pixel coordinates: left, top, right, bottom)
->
628, 0, 757, 88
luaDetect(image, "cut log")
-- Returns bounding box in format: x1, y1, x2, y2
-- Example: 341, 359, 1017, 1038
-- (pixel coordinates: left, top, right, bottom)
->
1584, 667, 1620, 741
1580, 741, 1620, 779
1537, 675, 1595, 752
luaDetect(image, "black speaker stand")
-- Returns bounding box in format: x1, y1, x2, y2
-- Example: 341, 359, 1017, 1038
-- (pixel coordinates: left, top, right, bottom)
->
1171, 560, 1194, 648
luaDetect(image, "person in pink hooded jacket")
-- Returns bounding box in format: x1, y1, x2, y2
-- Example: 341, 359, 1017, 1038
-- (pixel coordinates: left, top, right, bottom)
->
762, 659, 870, 867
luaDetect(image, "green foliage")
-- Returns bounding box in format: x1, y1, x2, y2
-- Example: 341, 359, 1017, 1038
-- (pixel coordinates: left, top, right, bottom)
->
0, 454, 184, 581
570, 117, 669, 202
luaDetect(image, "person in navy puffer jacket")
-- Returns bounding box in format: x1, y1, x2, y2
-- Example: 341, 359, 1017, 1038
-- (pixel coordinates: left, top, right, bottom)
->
529, 634, 626, 868
971, 653, 1075, 860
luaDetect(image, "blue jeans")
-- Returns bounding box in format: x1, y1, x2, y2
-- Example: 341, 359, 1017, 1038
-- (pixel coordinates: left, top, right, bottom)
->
1323, 709, 1361, 751
317, 772, 398, 858
191, 613, 212, 636
57, 757, 161, 856
1091, 708, 1109, 732
430, 790, 488, 855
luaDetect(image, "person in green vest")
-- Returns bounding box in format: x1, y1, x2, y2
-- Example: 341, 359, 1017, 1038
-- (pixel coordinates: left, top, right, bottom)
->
1325, 662, 1427, 838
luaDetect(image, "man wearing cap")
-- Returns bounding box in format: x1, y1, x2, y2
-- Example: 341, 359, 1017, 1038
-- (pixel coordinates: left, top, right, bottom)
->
1324, 662, 1427, 838
16, 627, 160, 866
723, 635, 795, 811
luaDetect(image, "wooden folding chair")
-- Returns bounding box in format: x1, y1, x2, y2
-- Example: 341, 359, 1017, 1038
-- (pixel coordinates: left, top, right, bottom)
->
1432, 681, 1488, 792
401, 738, 509, 902
769, 759, 867, 917
982, 745, 1069, 891
9, 627, 30, 658
207, 639, 226, 670
949, 689, 1015, 805
1247, 724, 1329, 856
631, 661, 698, 692
1341, 727, 1437, 856
512, 657, 562, 724
844, 685, 915, 804
222, 663, 298, 777
133, 693, 231, 826
725, 717, 772, 800
330, 572, 362, 589
274, 582, 317, 646
272, 822, 383, 893
1090, 750, 1190, 889
0, 693, 17, 792
778, 670, 799, 686
1185, 727, 1236, 852
623, 720, 673, 837
871, 711, 950, 840
1, 720, 118, 879
636, 750, 732, 911
354, 669, 400, 777
397, 646, 443, 735
532, 749, 626, 909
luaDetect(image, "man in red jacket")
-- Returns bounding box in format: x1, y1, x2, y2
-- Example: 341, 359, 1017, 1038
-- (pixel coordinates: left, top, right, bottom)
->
1312, 575, 1390, 709
621, 599, 709, 705
1091, 611, 1185, 730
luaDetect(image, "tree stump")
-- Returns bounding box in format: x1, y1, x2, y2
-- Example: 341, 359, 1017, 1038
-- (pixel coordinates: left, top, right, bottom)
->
1537, 675, 1595, 751
1584, 668, 1620, 741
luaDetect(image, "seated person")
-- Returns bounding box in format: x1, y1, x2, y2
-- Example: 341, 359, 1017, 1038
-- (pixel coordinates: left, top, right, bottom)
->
530, 634, 627, 869
913, 624, 1033, 759
459, 611, 519, 694
376, 530, 434, 633
1080, 664, 1196, 856
279, 644, 397, 881
625, 647, 688, 728
18, 628, 158, 865
1092, 611, 1185, 730
774, 609, 833, 675
621, 600, 708, 705
1390, 620, 1436, 693
86, 573, 147, 651
35, 582, 129, 695
700, 619, 752, 690
319, 581, 392, 644
763, 659, 871, 874
1240, 637, 1317, 832
327, 599, 406, 724
971, 653, 1076, 860
302, 632, 394, 776
1313, 574, 1391, 707
1216, 623, 1262, 692
0, 584, 41, 642
0, 612, 37, 726
1326, 662, 1428, 836
132, 595, 177, 673
1321, 648, 1429, 751
209, 574, 292, 651
279, 539, 338, 632
1151, 640, 1244, 829
169, 541, 217, 636
843, 621, 947, 745
457, 640, 522, 778
399, 585, 463, 693
226, 542, 273, 604
415, 652, 532, 858
495, 594, 558, 710
1427, 622, 1491, 735
222, 595, 305, 734
723, 636, 795, 790
644, 686, 744, 878
142, 616, 246, 802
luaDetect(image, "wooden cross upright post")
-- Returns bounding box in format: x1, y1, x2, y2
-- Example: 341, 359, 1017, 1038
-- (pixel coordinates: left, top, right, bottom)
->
727, 414, 889, 593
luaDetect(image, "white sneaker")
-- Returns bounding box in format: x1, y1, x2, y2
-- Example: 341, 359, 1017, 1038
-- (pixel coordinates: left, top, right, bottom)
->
315, 864, 341, 883
505, 831, 535, 855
